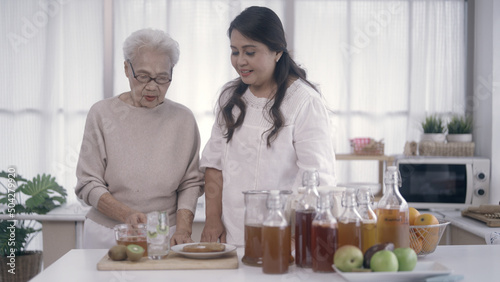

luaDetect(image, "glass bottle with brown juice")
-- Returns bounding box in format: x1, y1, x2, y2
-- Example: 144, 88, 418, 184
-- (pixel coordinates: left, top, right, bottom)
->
376, 166, 410, 248
242, 190, 292, 266
357, 187, 378, 254
262, 190, 291, 274
295, 170, 320, 268
337, 188, 362, 249
311, 189, 338, 272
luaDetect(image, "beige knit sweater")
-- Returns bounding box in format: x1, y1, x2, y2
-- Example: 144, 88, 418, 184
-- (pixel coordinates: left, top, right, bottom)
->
75, 96, 204, 228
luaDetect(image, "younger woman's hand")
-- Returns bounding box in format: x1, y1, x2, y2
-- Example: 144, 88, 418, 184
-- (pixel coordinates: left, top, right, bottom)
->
200, 217, 227, 243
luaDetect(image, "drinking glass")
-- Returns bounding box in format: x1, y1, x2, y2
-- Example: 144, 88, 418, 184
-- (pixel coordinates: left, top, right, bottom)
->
147, 210, 170, 260
114, 223, 148, 256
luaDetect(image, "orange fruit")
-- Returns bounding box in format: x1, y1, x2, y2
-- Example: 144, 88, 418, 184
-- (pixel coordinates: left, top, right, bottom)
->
414, 213, 439, 226
410, 233, 423, 254
414, 213, 439, 253
409, 207, 420, 225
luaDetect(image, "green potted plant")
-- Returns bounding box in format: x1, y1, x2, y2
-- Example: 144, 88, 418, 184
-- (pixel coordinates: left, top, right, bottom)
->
447, 115, 473, 143
0, 170, 67, 282
420, 114, 446, 143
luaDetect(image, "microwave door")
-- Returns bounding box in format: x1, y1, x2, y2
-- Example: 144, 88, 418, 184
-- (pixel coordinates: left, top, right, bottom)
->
465, 163, 474, 205
399, 163, 468, 209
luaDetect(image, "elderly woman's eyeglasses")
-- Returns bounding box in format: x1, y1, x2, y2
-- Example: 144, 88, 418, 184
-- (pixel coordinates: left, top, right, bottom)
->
128, 61, 172, 85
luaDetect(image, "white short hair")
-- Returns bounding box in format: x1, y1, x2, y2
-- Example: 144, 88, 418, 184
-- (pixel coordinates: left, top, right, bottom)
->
123, 28, 180, 65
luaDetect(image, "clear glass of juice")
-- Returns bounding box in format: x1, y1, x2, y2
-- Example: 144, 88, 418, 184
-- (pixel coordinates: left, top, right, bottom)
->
146, 210, 170, 260
114, 223, 148, 256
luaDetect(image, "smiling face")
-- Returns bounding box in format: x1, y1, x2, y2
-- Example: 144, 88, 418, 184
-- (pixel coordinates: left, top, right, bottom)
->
230, 29, 282, 98
124, 48, 172, 108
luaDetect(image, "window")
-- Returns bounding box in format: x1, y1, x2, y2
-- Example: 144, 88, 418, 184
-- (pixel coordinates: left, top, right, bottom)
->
293, 0, 466, 182
1, 0, 104, 205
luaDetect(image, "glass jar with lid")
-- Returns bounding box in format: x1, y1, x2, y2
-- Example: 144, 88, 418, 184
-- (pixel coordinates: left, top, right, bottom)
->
311, 190, 337, 272
337, 187, 362, 249
295, 170, 320, 268
357, 187, 377, 253
376, 166, 410, 248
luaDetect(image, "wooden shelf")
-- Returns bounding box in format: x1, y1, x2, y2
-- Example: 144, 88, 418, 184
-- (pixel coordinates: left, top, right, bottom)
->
335, 154, 395, 194
336, 154, 395, 162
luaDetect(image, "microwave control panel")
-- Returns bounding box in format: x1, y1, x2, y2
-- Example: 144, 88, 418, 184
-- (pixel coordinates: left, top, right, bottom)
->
472, 158, 490, 202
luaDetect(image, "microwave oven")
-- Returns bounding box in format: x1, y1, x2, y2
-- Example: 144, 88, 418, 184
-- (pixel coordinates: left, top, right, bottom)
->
395, 156, 490, 209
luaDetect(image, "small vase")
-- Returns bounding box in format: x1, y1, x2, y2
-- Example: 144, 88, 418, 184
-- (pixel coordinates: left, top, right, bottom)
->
447, 134, 472, 143
420, 133, 446, 143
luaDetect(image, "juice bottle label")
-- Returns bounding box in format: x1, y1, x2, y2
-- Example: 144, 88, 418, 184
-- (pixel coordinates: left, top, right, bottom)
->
377, 208, 409, 248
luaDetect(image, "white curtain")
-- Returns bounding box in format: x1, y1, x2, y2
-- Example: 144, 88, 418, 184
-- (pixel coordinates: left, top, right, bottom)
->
1, 0, 466, 214
1, 0, 103, 201
293, 0, 466, 183
0, 0, 104, 250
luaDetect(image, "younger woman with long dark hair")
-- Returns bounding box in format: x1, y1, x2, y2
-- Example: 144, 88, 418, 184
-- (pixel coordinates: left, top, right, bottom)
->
200, 6, 336, 246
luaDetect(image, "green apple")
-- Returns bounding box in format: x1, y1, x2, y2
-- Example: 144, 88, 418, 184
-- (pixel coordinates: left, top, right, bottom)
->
334, 245, 364, 272
393, 247, 418, 271
370, 250, 398, 272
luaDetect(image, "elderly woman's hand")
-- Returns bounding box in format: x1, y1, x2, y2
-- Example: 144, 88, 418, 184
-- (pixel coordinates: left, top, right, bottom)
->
125, 212, 147, 225
96, 193, 148, 225
169, 209, 195, 246
170, 229, 194, 246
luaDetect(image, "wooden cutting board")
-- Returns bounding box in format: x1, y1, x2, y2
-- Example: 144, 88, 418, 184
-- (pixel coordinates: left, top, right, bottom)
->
461, 210, 500, 227
97, 250, 238, 270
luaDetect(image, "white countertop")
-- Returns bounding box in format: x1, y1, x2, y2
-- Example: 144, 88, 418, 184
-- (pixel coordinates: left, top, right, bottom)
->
432, 209, 500, 242
0, 201, 209, 222
0, 203, 89, 221
30, 245, 500, 282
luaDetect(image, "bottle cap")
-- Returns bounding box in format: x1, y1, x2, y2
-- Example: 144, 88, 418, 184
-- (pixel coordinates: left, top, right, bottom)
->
384, 166, 402, 186
302, 170, 319, 187
356, 187, 374, 204
267, 190, 282, 209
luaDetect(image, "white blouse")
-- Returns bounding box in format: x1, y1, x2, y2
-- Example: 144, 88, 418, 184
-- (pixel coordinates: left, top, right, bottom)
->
200, 79, 336, 246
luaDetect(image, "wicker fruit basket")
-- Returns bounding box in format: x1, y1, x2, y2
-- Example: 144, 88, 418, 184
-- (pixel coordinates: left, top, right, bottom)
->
350, 138, 384, 155
410, 219, 450, 256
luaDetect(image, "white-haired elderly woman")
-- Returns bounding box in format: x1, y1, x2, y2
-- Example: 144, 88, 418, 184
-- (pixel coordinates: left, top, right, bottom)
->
76, 28, 204, 248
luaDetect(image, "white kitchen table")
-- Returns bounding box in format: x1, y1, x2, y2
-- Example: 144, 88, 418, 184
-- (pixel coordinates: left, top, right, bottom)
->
29, 245, 500, 282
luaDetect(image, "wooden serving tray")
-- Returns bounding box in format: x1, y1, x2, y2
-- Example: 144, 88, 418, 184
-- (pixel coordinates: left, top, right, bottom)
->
97, 250, 238, 271
461, 210, 500, 227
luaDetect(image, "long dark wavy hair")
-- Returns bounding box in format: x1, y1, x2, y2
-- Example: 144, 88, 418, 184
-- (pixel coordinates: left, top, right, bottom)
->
219, 6, 319, 147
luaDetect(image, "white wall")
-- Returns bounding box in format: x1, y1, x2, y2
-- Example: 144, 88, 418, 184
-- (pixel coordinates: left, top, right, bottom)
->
473, 0, 500, 204
492, 1, 500, 205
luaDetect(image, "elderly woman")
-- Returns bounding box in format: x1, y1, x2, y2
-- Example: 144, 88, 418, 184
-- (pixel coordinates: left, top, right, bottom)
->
75, 28, 203, 248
